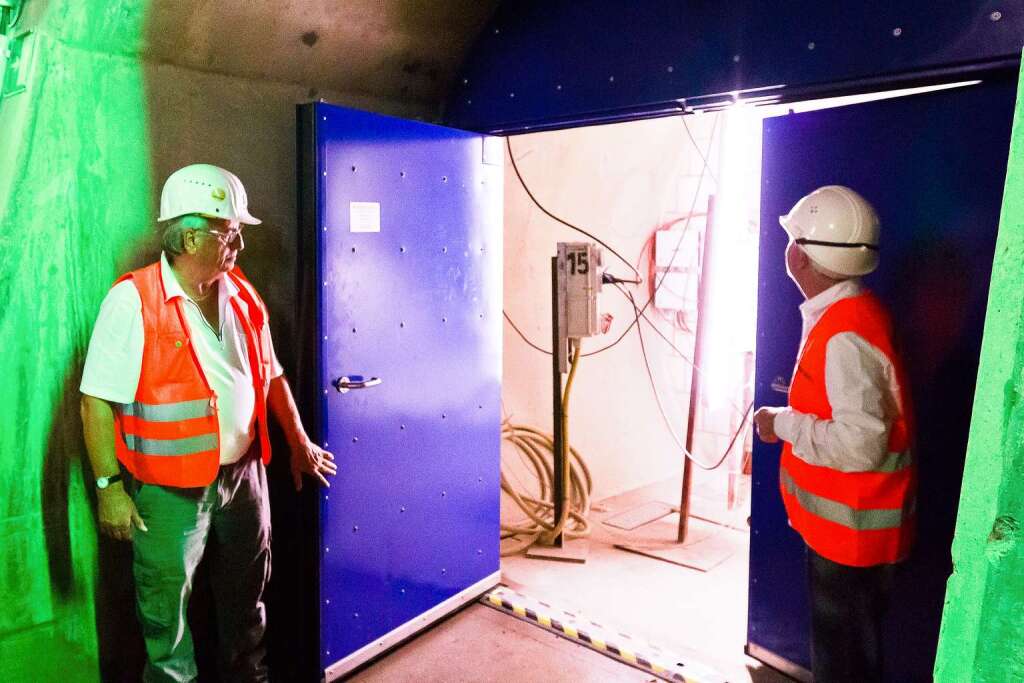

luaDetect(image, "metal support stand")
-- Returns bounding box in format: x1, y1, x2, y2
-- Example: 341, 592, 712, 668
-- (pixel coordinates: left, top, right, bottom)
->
526, 255, 588, 563
677, 195, 715, 543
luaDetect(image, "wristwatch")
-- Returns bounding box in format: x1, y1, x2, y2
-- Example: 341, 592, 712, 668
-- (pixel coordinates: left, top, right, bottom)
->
96, 473, 123, 490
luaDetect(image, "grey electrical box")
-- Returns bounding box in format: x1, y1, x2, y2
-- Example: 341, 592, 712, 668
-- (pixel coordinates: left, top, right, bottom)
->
558, 242, 603, 339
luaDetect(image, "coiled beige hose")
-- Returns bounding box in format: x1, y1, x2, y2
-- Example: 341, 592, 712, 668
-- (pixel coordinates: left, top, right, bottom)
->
501, 344, 592, 555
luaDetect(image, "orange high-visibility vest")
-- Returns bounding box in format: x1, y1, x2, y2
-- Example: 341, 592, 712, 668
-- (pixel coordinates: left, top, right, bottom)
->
112, 260, 272, 487
780, 292, 916, 567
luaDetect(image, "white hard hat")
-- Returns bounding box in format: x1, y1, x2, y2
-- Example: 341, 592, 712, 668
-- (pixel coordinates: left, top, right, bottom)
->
779, 185, 879, 277
158, 164, 262, 225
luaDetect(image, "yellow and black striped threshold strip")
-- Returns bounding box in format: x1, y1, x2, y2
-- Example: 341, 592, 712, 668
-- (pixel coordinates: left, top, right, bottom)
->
481, 586, 728, 683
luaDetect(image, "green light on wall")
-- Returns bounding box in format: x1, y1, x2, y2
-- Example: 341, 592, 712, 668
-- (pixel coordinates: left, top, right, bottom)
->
0, 2, 155, 680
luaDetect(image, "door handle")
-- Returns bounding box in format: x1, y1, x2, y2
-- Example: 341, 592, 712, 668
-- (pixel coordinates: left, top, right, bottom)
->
333, 375, 383, 394
770, 376, 790, 394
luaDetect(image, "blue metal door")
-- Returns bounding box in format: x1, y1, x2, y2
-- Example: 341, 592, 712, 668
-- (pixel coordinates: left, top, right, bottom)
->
300, 102, 503, 679
748, 77, 1016, 680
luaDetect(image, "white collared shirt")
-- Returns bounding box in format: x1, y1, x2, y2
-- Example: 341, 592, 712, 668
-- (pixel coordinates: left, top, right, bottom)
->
81, 253, 284, 465
774, 279, 904, 472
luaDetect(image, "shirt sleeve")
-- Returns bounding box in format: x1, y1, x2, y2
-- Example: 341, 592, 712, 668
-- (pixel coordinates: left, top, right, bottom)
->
263, 323, 285, 380
80, 281, 144, 404
774, 331, 896, 472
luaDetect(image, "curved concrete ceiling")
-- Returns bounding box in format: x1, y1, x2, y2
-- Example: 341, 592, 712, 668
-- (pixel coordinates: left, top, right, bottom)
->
26, 0, 501, 113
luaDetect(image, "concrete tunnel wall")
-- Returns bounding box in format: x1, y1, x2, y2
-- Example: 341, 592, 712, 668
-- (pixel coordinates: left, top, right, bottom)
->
933, 60, 1024, 683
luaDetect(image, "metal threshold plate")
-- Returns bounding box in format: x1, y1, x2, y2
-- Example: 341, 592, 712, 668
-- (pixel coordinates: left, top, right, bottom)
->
602, 501, 676, 530
614, 523, 737, 572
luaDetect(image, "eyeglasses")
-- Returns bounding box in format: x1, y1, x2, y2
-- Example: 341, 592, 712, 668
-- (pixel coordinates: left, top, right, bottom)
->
204, 226, 244, 246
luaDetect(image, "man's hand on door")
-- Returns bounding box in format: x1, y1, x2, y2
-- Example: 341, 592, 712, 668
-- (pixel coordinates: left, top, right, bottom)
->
290, 440, 338, 491
753, 407, 782, 443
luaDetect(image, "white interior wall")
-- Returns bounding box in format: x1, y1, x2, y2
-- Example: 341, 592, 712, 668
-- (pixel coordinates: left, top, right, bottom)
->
501, 114, 741, 523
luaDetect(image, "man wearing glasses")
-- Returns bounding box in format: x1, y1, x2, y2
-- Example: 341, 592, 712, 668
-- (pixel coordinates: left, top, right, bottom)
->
80, 164, 335, 681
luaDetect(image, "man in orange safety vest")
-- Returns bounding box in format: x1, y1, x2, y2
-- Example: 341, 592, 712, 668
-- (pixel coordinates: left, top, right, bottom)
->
754, 185, 915, 683
80, 164, 336, 681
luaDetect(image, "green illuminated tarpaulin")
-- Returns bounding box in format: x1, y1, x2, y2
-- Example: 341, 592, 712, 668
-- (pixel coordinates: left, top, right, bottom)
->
0, 2, 153, 680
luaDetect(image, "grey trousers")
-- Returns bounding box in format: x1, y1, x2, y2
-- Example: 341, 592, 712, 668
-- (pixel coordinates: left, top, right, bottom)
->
131, 450, 271, 683
807, 547, 896, 683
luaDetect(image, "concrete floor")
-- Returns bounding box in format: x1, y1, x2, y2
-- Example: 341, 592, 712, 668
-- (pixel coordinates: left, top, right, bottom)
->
349, 603, 658, 682
352, 477, 792, 682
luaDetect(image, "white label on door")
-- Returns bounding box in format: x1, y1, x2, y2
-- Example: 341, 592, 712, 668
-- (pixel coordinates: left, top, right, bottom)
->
350, 202, 381, 233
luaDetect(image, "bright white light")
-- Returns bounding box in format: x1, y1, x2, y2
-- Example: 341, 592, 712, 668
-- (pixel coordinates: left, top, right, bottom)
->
700, 102, 761, 410
770, 80, 981, 114
697, 78, 984, 413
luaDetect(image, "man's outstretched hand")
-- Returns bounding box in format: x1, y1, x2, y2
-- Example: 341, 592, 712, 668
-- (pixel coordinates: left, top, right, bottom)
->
290, 439, 338, 491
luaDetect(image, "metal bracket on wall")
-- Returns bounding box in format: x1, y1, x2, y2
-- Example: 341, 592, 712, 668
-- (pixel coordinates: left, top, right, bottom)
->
0, 0, 23, 83
0, 0, 22, 24
1, 30, 33, 99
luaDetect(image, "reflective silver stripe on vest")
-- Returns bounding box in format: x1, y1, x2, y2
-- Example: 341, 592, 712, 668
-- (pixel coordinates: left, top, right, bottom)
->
121, 398, 214, 423
123, 434, 218, 457
874, 449, 912, 474
781, 469, 904, 531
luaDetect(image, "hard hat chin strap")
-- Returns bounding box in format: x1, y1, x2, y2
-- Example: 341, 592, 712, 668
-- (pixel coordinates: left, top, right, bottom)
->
796, 238, 879, 251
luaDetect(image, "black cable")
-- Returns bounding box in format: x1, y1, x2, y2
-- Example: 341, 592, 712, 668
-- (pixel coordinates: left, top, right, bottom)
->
506, 137, 640, 279
628, 294, 695, 364
585, 113, 719, 355
505, 273, 751, 468
505, 115, 719, 360
680, 114, 720, 187
628, 289, 752, 470
611, 282, 749, 418
631, 288, 734, 470
503, 310, 551, 355
581, 191, 708, 358
627, 289, 695, 458
505, 115, 752, 470
699, 401, 754, 471
503, 305, 640, 358
641, 113, 720, 316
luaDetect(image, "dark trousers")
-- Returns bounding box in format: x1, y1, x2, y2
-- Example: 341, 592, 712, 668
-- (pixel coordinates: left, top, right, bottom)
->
130, 450, 272, 682
807, 547, 896, 683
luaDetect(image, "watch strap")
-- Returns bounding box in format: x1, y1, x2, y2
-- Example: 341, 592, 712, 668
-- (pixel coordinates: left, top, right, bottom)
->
96, 473, 123, 489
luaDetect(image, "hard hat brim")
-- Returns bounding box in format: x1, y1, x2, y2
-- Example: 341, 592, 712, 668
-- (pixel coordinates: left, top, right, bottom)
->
156, 210, 263, 225
778, 214, 795, 236
238, 211, 262, 226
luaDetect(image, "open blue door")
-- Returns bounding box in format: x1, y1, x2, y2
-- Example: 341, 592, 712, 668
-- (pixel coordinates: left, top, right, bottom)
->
748, 76, 1016, 680
297, 102, 503, 680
